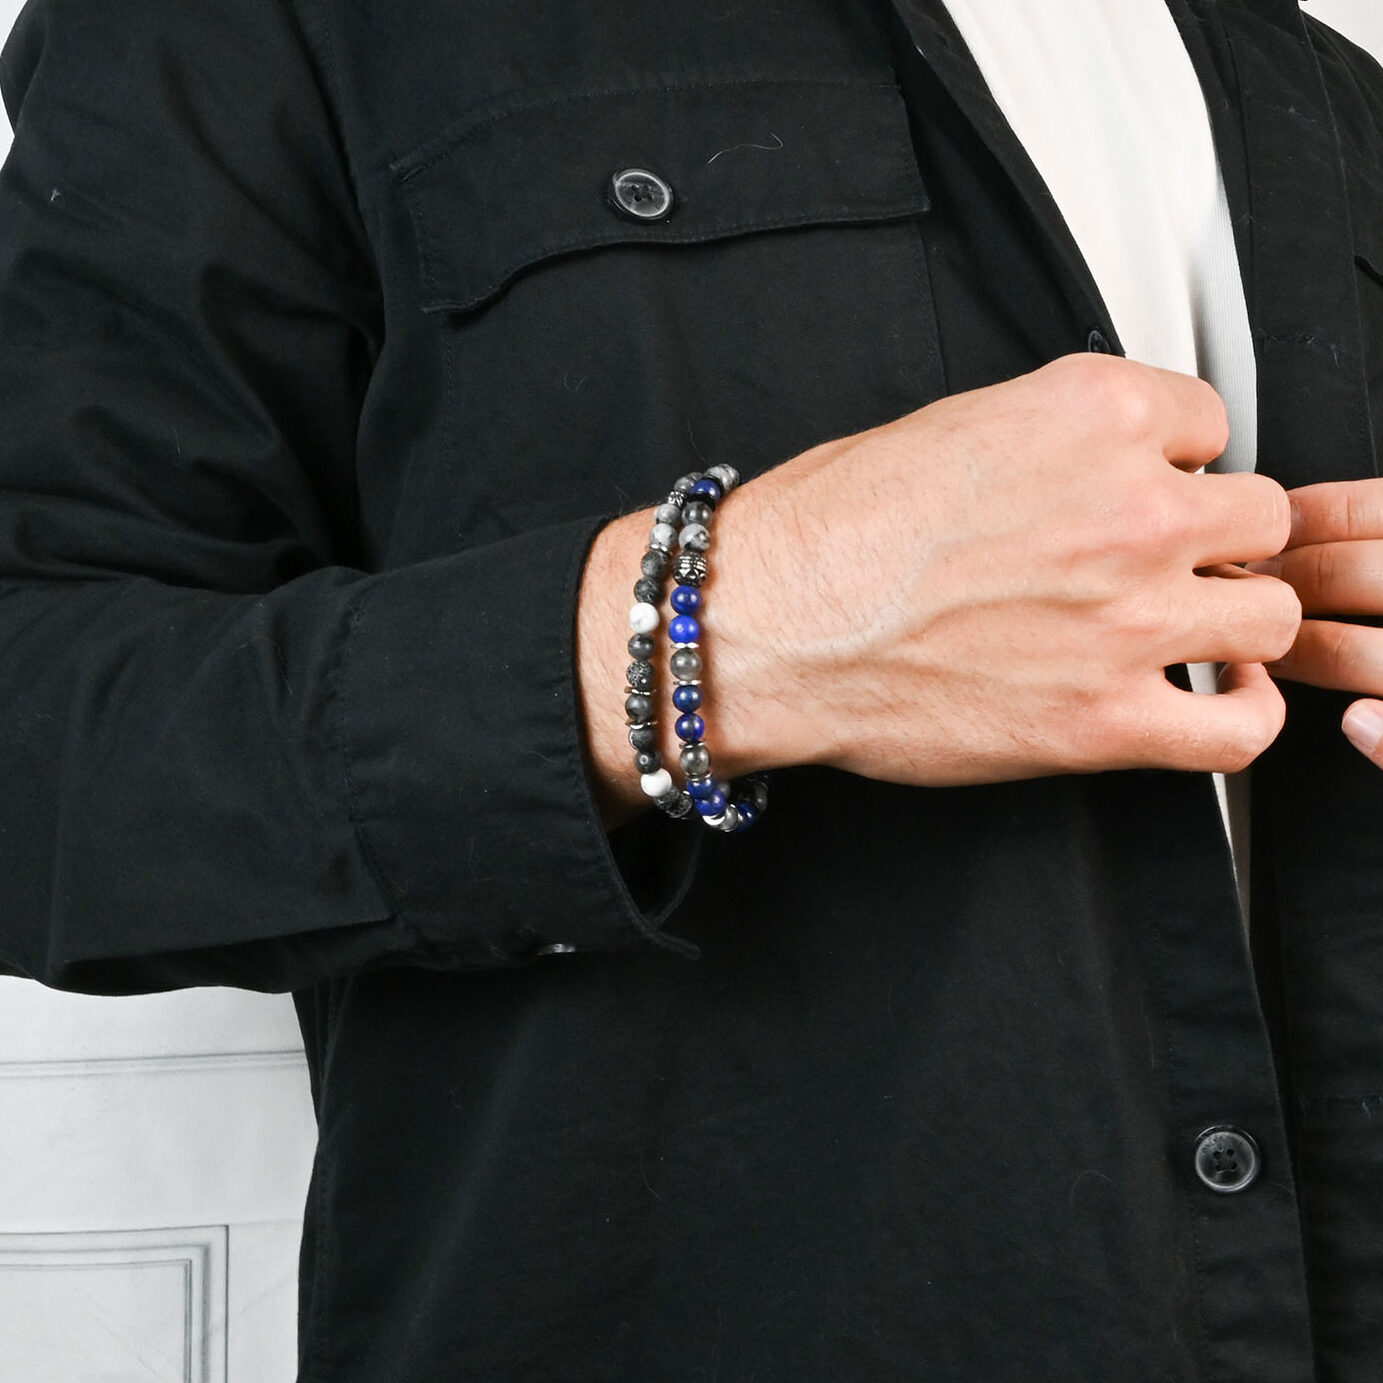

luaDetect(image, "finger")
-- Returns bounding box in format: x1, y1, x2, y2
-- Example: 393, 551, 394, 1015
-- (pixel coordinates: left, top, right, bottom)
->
1254, 538, 1383, 616
1045, 356, 1229, 468
1131, 662, 1285, 773
1139, 365, 1231, 469
1282, 478, 1383, 548
1269, 618, 1383, 695
1174, 470, 1293, 567
1343, 699, 1383, 765
1168, 567, 1300, 665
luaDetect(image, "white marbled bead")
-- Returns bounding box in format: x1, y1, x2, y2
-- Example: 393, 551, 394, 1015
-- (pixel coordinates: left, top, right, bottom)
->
628, 602, 660, 634
649, 522, 678, 552
640, 768, 674, 799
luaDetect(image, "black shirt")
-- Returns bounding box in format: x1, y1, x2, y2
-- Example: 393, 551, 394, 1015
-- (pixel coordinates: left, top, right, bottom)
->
1, 0, 1381, 1377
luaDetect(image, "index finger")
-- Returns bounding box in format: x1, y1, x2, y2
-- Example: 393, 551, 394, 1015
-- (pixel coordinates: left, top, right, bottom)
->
1145, 365, 1231, 471
1284, 478, 1383, 548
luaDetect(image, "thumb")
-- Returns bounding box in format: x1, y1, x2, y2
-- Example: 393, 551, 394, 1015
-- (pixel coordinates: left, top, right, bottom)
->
1342, 699, 1383, 765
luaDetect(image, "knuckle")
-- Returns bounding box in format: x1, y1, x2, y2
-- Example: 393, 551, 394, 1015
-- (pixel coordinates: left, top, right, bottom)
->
1102, 482, 1188, 558
1255, 475, 1292, 553
1108, 590, 1169, 644
1217, 732, 1261, 776
1264, 579, 1303, 657
1223, 687, 1286, 773
1199, 385, 1231, 459
1320, 621, 1356, 680
1099, 370, 1158, 439
1056, 354, 1156, 437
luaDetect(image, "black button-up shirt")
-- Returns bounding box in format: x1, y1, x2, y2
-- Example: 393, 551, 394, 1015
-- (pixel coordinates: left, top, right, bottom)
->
0, 0, 1380, 1377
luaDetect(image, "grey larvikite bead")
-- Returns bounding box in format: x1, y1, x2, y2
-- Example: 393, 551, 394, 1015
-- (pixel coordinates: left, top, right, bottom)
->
654, 503, 683, 526
633, 577, 661, 605
640, 549, 669, 579
669, 647, 702, 681
680, 743, 711, 778
705, 463, 740, 490
627, 632, 655, 661
682, 500, 714, 527
628, 724, 658, 751
624, 692, 653, 722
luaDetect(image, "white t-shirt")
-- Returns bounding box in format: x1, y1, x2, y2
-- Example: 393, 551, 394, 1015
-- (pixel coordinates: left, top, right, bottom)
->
940, 0, 1258, 899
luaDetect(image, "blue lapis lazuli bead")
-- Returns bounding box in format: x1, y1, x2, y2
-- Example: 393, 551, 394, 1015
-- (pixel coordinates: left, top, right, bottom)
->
668, 614, 701, 645
734, 801, 759, 831
687, 777, 717, 800
689, 477, 723, 503
694, 789, 727, 816
670, 584, 702, 614
676, 713, 706, 743
672, 683, 703, 713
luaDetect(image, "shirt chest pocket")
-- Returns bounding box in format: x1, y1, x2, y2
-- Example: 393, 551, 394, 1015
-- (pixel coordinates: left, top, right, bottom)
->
387, 79, 940, 549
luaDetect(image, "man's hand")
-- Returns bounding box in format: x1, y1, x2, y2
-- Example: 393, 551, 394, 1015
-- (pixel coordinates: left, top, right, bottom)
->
579, 354, 1300, 823
1250, 477, 1383, 766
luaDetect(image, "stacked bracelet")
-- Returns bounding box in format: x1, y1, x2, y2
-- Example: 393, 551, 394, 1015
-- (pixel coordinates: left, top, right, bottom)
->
624, 464, 768, 834
625, 494, 694, 821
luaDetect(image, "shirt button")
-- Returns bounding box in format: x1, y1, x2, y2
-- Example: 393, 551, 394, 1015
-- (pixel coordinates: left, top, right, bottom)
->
1193, 1126, 1261, 1194
1087, 328, 1113, 354
609, 168, 675, 222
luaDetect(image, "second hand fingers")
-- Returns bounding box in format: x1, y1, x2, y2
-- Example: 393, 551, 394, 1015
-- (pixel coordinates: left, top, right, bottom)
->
1253, 538, 1383, 616
1270, 619, 1383, 695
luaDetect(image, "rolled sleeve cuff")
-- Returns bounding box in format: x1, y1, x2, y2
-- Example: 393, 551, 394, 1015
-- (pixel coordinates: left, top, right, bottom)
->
338, 515, 701, 967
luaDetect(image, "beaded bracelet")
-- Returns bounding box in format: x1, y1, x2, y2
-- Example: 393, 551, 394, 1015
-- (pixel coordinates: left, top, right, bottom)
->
624, 464, 768, 833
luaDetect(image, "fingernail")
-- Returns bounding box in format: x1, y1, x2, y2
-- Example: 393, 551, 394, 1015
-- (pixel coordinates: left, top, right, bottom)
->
1343, 704, 1383, 757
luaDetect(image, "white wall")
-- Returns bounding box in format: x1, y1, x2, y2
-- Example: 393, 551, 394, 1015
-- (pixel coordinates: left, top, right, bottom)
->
0, 0, 1378, 1378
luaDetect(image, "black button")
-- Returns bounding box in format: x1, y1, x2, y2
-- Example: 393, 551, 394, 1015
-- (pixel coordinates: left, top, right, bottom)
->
1193, 1126, 1260, 1194
1087, 329, 1113, 354
609, 168, 674, 222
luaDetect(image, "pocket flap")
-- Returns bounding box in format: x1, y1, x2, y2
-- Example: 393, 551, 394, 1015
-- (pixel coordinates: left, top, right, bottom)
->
392, 79, 930, 313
